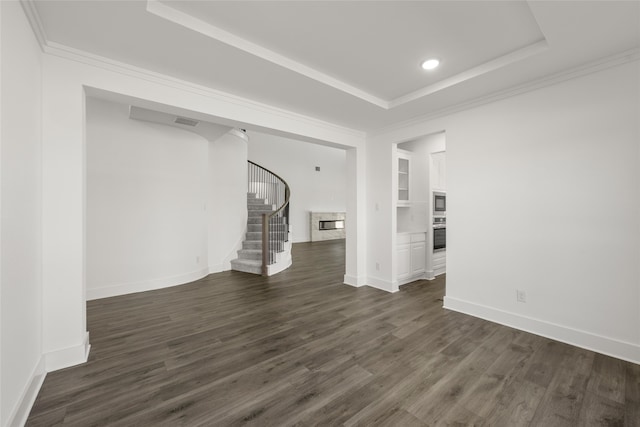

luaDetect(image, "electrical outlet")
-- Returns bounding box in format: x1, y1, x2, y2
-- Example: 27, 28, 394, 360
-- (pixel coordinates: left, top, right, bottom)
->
375, 262, 380, 271
196, 256, 200, 264
516, 290, 526, 303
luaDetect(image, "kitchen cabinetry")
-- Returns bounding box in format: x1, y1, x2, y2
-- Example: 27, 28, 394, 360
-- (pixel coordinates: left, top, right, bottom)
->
433, 249, 446, 277
397, 232, 426, 285
397, 150, 411, 206
431, 151, 446, 191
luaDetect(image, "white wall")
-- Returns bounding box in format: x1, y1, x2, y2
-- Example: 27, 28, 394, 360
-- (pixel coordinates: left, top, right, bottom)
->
371, 60, 640, 363
86, 97, 210, 299
208, 129, 248, 271
247, 131, 347, 243
366, 141, 395, 291
0, 2, 45, 426
38, 48, 365, 374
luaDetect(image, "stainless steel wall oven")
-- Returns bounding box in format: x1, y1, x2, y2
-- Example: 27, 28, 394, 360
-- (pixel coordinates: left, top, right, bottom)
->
433, 217, 446, 251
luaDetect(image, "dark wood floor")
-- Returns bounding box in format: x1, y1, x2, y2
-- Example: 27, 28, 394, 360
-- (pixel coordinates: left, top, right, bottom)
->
28, 240, 639, 426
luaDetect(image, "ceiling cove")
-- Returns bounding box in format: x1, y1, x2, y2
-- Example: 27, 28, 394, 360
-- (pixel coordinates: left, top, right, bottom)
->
146, 0, 549, 110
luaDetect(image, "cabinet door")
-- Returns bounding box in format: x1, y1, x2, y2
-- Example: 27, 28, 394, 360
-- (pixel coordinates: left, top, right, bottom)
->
411, 242, 426, 276
398, 156, 410, 202
431, 151, 446, 191
397, 244, 411, 280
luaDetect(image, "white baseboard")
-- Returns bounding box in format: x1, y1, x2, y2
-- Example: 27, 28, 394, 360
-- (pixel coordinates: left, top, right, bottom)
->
7, 356, 46, 427
366, 276, 398, 293
45, 332, 91, 372
398, 273, 429, 286
434, 266, 446, 277
267, 255, 292, 275
343, 274, 366, 287
444, 296, 640, 365
87, 268, 210, 300
208, 264, 224, 274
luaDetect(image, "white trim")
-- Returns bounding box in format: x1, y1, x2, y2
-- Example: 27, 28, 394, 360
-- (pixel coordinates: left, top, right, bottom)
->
21, 0, 639, 134
366, 276, 398, 293
208, 264, 224, 274
86, 268, 210, 300
146, 1, 550, 110
267, 256, 292, 276
43, 40, 364, 140
374, 48, 640, 136
146, 0, 388, 109
433, 266, 446, 277
45, 332, 91, 372
444, 296, 640, 365
398, 275, 427, 286
20, 0, 555, 113
19, 0, 47, 50
343, 274, 366, 287
6, 357, 46, 427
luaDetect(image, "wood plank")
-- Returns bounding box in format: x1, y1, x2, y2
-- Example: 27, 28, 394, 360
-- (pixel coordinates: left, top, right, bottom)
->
586, 353, 627, 404
528, 346, 594, 426
25, 240, 640, 426
577, 391, 625, 426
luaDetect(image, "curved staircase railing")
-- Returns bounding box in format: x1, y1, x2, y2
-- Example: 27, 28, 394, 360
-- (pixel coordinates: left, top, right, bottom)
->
248, 161, 290, 275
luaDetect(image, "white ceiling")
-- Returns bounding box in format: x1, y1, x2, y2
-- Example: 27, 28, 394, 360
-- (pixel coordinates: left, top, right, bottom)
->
32, 1, 640, 132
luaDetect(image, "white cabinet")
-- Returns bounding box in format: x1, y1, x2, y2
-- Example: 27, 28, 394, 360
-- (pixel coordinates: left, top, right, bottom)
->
397, 150, 411, 205
397, 242, 411, 281
433, 250, 446, 277
431, 151, 446, 191
411, 240, 426, 276
397, 232, 426, 285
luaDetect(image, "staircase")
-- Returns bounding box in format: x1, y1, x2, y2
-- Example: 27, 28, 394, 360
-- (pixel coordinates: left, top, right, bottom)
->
230, 162, 292, 276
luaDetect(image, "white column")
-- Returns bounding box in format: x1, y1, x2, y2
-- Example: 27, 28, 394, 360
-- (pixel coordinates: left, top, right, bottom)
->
344, 146, 367, 286
41, 57, 90, 370
207, 129, 248, 272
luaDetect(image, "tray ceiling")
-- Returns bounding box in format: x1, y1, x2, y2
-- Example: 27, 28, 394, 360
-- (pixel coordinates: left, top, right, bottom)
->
30, 1, 640, 131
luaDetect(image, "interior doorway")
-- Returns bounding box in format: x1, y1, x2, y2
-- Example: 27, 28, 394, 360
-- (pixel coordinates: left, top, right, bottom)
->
395, 131, 446, 288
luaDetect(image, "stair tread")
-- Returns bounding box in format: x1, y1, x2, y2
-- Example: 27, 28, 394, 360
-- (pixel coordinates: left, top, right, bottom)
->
237, 188, 291, 276
231, 259, 261, 266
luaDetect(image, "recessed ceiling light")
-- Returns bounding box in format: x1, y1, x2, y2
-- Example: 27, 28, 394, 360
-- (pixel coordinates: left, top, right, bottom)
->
421, 59, 440, 70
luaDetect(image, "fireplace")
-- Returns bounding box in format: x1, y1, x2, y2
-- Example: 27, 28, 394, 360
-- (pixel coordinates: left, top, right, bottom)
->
319, 220, 345, 230
310, 212, 346, 241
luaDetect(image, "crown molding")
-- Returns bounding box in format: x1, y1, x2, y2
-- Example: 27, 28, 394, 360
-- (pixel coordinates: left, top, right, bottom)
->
20, 0, 47, 50
145, 0, 549, 111
41, 41, 366, 141
146, 0, 389, 110
19, 0, 365, 142
372, 47, 640, 138
18, 0, 640, 139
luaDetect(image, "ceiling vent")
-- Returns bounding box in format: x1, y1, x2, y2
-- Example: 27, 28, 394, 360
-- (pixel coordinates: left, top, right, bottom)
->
174, 116, 199, 127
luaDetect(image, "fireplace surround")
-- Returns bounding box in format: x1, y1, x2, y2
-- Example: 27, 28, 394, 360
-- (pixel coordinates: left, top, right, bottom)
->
310, 212, 346, 242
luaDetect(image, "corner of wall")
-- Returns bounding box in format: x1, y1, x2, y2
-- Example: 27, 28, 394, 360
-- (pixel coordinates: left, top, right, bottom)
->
366, 277, 399, 293
6, 356, 46, 427
444, 296, 640, 365
45, 331, 90, 372
343, 274, 367, 287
